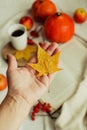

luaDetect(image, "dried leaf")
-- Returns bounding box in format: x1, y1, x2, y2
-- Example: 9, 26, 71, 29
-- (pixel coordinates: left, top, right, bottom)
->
29, 45, 61, 76
14, 45, 37, 61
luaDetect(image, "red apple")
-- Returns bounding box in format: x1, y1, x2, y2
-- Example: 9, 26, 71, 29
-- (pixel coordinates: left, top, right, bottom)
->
19, 16, 33, 30
0, 74, 7, 90
74, 8, 87, 23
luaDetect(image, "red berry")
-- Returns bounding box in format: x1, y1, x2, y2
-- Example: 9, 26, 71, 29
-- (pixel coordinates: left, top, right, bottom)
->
47, 103, 51, 108
42, 103, 47, 112
42, 107, 47, 112
46, 107, 51, 112
27, 38, 35, 45
42, 103, 51, 112
32, 111, 36, 116
30, 30, 39, 38
33, 106, 39, 113
46, 103, 51, 112
43, 102, 46, 106
36, 102, 42, 109
31, 102, 52, 121
31, 115, 35, 121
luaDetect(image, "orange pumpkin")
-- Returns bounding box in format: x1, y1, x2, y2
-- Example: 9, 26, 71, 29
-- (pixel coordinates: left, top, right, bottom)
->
32, 0, 57, 22
44, 12, 74, 43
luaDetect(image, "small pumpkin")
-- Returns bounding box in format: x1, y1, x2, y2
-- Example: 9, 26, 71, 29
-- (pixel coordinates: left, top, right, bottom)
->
44, 12, 74, 43
32, 0, 57, 22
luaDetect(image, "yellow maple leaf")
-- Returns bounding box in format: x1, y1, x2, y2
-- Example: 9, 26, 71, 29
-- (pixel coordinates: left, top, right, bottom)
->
14, 45, 37, 61
29, 45, 61, 76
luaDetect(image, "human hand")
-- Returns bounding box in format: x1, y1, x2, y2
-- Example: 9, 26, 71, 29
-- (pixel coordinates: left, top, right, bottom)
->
7, 42, 58, 107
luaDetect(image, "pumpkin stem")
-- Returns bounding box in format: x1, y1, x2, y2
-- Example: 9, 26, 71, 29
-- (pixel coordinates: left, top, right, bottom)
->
55, 12, 62, 16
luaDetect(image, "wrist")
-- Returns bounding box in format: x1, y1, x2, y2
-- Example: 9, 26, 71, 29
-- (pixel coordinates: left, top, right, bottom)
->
2, 93, 31, 121
8, 88, 34, 107
0, 94, 31, 130
7, 92, 32, 113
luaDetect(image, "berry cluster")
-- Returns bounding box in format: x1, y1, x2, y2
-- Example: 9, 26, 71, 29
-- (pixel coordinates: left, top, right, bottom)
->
27, 29, 39, 45
31, 102, 51, 121
30, 30, 39, 38
27, 38, 35, 45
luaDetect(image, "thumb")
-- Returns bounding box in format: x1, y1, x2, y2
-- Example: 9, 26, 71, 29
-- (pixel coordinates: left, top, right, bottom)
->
7, 54, 17, 71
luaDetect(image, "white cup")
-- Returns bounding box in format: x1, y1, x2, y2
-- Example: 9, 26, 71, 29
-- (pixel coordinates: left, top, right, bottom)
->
8, 24, 27, 50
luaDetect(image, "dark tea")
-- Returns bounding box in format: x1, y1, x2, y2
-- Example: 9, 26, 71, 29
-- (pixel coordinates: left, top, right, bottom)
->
12, 30, 24, 37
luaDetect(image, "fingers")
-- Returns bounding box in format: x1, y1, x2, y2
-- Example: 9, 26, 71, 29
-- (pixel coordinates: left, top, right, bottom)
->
53, 48, 59, 55
28, 42, 51, 64
39, 42, 51, 50
28, 42, 58, 65
40, 42, 58, 56
46, 42, 58, 56
7, 54, 17, 71
26, 42, 51, 74
26, 42, 59, 84
38, 42, 58, 83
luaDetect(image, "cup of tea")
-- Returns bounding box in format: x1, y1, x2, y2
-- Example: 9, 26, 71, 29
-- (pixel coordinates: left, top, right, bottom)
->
8, 24, 27, 50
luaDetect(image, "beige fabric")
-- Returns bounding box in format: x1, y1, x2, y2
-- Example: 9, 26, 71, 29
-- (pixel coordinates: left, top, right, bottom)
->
55, 75, 87, 130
